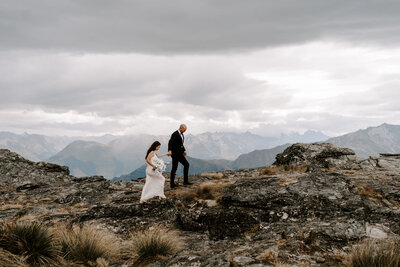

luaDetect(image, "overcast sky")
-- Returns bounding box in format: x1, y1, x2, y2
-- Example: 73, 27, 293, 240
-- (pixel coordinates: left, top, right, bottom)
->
1, 0, 400, 137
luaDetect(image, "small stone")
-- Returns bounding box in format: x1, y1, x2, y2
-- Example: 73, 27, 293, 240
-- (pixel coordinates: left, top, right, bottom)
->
204, 199, 217, 207
233, 256, 255, 266
366, 225, 388, 239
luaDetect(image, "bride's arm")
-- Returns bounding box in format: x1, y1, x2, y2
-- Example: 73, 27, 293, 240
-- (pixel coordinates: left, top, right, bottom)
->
156, 152, 171, 157
146, 152, 157, 169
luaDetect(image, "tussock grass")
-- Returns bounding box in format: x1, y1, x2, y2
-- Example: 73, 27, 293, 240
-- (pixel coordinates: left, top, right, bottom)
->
258, 249, 279, 265
0, 248, 28, 267
167, 183, 229, 205
196, 184, 217, 200
0, 222, 60, 266
128, 226, 183, 264
55, 224, 120, 265
260, 164, 308, 176
350, 239, 400, 267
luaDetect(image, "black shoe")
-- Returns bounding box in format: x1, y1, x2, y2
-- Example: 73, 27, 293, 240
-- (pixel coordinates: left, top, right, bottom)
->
170, 183, 179, 189
183, 182, 193, 186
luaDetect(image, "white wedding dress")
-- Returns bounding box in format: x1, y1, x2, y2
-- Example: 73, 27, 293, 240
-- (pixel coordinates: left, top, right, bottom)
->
140, 154, 166, 203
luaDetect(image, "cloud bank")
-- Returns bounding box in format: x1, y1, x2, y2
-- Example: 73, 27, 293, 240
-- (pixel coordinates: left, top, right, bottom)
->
1, 1, 400, 137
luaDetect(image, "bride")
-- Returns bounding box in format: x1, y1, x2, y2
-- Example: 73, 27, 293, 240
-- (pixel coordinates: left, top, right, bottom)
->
140, 141, 171, 203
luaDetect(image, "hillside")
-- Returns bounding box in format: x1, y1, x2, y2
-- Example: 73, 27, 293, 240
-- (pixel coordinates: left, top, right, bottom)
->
230, 143, 291, 169
48, 140, 120, 178
0, 132, 69, 161
1, 144, 400, 266
113, 156, 232, 181
0, 130, 328, 178
0, 132, 117, 161
113, 144, 290, 180
48, 131, 327, 178
328, 123, 400, 157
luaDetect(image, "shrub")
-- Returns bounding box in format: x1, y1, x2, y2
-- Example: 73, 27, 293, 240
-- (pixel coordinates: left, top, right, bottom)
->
350, 239, 400, 267
55, 224, 120, 265
0, 222, 59, 266
130, 226, 182, 264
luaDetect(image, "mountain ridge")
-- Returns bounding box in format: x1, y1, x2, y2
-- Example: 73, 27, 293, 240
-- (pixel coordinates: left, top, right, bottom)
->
327, 123, 400, 157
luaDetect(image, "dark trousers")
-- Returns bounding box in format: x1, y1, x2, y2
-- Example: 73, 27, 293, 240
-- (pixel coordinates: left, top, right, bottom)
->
170, 155, 189, 186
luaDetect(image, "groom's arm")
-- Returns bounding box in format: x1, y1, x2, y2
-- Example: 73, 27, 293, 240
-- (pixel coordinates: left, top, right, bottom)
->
168, 132, 178, 152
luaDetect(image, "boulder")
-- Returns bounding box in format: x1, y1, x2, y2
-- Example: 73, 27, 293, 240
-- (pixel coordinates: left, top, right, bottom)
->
274, 143, 359, 170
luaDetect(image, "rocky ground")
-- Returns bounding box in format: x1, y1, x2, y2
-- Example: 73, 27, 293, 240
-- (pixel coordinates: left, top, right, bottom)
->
1, 143, 400, 266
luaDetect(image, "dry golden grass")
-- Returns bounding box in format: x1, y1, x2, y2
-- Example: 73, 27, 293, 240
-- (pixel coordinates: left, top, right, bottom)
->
73, 203, 89, 209
0, 248, 28, 267
196, 184, 228, 200
91, 257, 109, 267
356, 184, 386, 206
349, 239, 400, 267
0, 204, 23, 211
276, 239, 287, 246
0, 186, 16, 192
258, 249, 279, 265
200, 172, 224, 179
259, 164, 308, 176
0, 222, 61, 266
166, 183, 230, 205
244, 224, 260, 237
54, 223, 121, 265
16, 214, 36, 223
126, 226, 183, 265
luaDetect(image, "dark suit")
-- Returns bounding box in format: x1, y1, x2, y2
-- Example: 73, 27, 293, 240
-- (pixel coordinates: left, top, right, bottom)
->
168, 130, 190, 186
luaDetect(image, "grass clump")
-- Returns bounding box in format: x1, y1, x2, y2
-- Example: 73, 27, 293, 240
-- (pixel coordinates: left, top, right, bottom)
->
129, 226, 182, 264
350, 239, 400, 267
56, 224, 120, 265
0, 248, 28, 267
196, 184, 216, 199
197, 184, 229, 201
168, 183, 229, 205
0, 222, 60, 266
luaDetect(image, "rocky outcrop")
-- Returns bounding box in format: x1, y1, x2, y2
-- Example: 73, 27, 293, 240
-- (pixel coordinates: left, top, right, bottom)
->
274, 143, 359, 170
0, 149, 71, 187
1, 143, 400, 266
273, 142, 400, 172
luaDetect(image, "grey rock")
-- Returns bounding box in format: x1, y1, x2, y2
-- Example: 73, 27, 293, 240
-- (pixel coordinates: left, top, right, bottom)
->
233, 256, 255, 266
1, 144, 400, 267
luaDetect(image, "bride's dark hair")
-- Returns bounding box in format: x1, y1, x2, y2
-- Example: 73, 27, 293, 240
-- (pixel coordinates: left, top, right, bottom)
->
145, 141, 161, 159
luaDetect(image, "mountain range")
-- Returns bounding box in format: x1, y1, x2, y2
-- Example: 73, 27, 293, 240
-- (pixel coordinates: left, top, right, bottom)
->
49, 131, 328, 178
0, 132, 117, 162
2, 123, 400, 179
113, 143, 291, 181
327, 123, 400, 157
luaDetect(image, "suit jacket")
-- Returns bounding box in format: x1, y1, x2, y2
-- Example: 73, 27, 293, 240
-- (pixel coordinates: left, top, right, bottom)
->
168, 130, 186, 157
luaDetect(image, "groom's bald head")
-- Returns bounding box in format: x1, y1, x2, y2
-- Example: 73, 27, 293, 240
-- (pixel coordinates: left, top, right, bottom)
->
179, 124, 187, 133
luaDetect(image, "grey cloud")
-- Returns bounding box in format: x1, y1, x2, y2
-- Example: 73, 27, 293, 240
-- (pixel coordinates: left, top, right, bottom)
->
1, 0, 400, 54
0, 51, 289, 117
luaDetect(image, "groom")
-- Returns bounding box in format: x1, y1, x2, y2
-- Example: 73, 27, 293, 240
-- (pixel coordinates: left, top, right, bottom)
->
168, 124, 191, 188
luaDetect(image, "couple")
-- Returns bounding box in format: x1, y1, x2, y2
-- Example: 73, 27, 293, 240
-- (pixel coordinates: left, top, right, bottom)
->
140, 124, 191, 203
